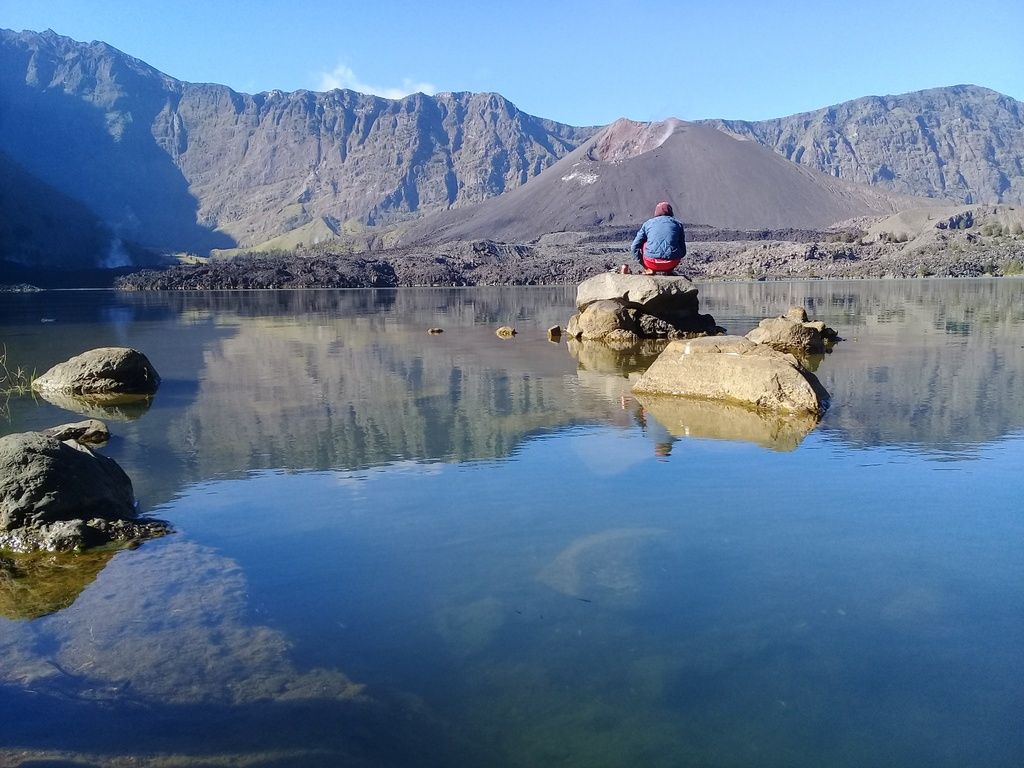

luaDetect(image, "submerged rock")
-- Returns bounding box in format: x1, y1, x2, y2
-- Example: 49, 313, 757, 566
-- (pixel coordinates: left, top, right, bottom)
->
538, 527, 666, 605
0, 432, 168, 552
32, 346, 160, 397
496, 326, 517, 338
35, 389, 154, 421
632, 336, 829, 416
0, 548, 117, 619
634, 393, 820, 451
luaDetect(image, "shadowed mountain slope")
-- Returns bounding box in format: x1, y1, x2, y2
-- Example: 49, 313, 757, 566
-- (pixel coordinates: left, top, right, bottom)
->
0, 28, 594, 258
399, 119, 929, 243
0, 149, 112, 268
701, 85, 1024, 204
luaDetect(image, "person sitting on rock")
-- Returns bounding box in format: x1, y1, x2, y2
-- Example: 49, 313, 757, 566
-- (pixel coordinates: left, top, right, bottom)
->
630, 201, 686, 275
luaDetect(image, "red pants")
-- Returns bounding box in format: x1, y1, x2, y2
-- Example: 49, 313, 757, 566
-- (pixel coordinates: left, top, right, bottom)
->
641, 256, 680, 274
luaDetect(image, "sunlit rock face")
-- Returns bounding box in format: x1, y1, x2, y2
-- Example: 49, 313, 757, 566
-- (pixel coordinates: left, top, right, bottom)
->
632, 336, 829, 416
567, 273, 719, 342
702, 85, 1024, 205
743, 307, 841, 358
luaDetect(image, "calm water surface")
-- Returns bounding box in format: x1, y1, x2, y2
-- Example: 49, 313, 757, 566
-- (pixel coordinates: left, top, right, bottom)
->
1, 281, 1022, 767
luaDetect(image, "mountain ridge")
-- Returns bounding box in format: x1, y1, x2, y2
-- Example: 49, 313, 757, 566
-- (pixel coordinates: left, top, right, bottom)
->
1, 28, 1023, 271
0, 28, 595, 257
699, 84, 1024, 204
396, 118, 933, 244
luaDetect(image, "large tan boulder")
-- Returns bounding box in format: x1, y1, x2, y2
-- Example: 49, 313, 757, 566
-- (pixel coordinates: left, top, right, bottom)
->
32, 347, 160, 397
566, 300, 640, 342
745, 317, 826, 354
567, 275, 720, 342
632, 336, 828, 415
576, 273, 698, 315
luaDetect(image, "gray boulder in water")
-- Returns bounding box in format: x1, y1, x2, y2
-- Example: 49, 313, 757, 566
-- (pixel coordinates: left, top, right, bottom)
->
32, 347, 160, 397
0, 432, 168, 552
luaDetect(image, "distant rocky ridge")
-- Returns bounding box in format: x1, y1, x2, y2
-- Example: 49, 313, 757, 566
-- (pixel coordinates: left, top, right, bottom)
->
395, 119, 930, 244
114, 203, 1024, 290
701, 85, 1024, 205
0, 28, 593, 258
2, 28, 1024, 274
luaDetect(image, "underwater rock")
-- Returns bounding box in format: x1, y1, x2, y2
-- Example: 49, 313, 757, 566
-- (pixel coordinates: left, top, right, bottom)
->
538, 527, 666, 604
0, 548, 117, 619
34, 389, 154, 421
496, 326, 517, 338
634, 393, 820, 451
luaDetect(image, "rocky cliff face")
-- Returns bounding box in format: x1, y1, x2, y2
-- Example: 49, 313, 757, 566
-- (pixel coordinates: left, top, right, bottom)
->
701, 85, 1024, 204
0, 29, 594, 255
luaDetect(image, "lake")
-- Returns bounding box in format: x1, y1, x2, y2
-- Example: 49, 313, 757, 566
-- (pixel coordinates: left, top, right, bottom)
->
1, 281, 1022, 767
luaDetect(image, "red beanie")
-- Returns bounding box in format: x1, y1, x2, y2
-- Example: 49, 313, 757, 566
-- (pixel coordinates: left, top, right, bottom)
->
654, 201, 673, 217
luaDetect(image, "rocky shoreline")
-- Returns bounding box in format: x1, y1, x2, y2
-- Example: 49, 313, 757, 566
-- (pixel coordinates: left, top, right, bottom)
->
108, 232, 1024, 291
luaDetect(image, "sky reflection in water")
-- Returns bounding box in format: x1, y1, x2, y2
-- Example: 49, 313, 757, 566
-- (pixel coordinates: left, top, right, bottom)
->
1, 282, 1022, 767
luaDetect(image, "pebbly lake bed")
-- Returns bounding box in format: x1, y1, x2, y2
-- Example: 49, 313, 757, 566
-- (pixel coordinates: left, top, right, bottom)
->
1, 280, 1022, 767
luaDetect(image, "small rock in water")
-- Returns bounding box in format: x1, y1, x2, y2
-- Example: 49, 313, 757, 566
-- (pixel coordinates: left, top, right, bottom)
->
496, 326, 517, 339
547, 325, 562, 342
43, 419, 110, 445
427, 327, 444, 334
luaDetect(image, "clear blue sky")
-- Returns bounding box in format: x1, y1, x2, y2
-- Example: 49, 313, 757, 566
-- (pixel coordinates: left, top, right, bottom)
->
3, 0, 1022, 126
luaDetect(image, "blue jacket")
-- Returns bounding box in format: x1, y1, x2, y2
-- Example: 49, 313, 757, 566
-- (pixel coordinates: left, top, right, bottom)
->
631, 215, 686, 262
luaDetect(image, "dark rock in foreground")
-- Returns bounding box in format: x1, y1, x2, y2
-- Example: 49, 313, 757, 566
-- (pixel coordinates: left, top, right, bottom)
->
0, 432, 169, 552
32, 347, 160, 397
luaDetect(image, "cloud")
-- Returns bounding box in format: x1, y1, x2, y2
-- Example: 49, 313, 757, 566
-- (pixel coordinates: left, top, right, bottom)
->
317, 63, 436, 99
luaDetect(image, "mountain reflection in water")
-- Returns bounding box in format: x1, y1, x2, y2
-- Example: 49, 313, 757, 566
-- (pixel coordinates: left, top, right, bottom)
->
0, 281, 1022, 767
